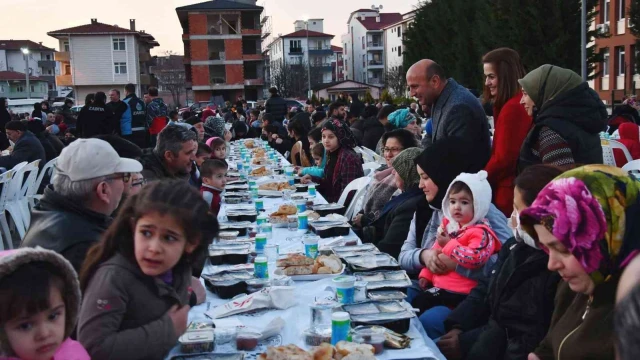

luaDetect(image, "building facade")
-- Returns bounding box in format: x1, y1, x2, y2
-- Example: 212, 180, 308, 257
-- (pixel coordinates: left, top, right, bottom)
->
592, 0, 637, 104
0, 40, 58, 99
331, 45, 344, 82
48, 19, 159, 105
341, 9, 402, 86
177, 0, 264, 103
151, 55, 189, 107
383, 11, 415, 77
0, 71, 49, 100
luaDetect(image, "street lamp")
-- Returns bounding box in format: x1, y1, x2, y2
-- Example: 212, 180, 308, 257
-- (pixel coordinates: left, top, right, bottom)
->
21, 48, 30, 99
303, 17, 312, 100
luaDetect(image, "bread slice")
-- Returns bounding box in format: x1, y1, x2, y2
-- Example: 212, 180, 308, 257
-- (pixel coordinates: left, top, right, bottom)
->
342, 354, 376, 360
311, 343, 334, 360
282, 265, 314, 276
264, 345, 313, 360
335, 341, 375, 356
318, 255, 342, 273
277, 254, 315, 267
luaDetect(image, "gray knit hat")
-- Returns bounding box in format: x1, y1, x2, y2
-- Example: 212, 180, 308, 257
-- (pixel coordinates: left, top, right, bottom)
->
0, 247, 81, 356
391, 147, 423, 188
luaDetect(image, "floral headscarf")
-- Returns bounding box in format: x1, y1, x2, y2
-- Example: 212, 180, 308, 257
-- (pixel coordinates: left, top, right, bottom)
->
521, 165, 640, 285
205, 114, 226, 138
387, 108, 416, 129
322, 118, 357, 149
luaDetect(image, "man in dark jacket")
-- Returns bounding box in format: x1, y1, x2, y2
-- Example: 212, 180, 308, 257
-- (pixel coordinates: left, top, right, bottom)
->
349, 92, 365, 118
265, 87, 288, 122
21, 138, 142, 273
122, 83, 148, 148
107, 88, 128, 134
361, 105, 395, 151
139, 124, 198, 182
57, 98, 76, 126
407, 59, 491, 166
76, 92, 117, 138
0, 121, 46, 170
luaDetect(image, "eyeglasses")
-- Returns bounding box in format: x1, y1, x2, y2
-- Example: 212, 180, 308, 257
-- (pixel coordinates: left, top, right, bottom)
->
383, 147, 403, 153
107, 173, 132, 183
131, 179, 146, 187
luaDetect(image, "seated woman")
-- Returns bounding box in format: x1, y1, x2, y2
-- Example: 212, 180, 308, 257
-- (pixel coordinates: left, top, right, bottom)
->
354, 129, 419, 232
398, 137, 511, 339
363, 147, 423, 259
437, 164, 563, 360
303, 119, 363, 204
521, 165, 640, 360
288, 115, 312, 167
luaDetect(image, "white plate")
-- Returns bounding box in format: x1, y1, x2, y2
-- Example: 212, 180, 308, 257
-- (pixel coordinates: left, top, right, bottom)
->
274, 264, 345, 281
258, 190, 283, 197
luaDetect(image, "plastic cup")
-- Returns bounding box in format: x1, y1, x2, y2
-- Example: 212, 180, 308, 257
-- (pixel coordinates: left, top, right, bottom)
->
308, 184, 317, 196
261, 222, 273, 239
332, 276, 356, 304
250, 185, 259, 199
237, 162, 243, 171
254, 255, 268, 278
296, 200, 307, 213
285, 167, 294, 177
255, 199, 264, 211
331, 312, 351, 345
298, 213, 308, 230
304, 236, 319, 259
255, 233, 267, 254
248, 180, 257, 188
287, 215, 298, 231
256, 214, 267, 226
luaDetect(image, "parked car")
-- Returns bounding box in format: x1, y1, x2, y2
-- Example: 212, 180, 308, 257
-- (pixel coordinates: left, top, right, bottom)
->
285, 99, 305, 111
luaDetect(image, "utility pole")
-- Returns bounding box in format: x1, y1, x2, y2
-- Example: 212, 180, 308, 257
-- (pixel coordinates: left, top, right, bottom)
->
306, 20, 312, 100
21, 48, 31, 99
581, 0, 587, 80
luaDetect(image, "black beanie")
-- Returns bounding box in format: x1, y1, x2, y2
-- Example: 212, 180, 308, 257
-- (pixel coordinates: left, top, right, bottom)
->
414, 137, 485, 209
185, 116, 201, 126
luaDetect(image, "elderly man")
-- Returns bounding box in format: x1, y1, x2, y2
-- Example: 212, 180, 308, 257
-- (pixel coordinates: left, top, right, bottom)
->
0, 120, 46, 170
21, 138, 142, 272
107, 89, 128, 134
139, 124, 198, 182
406, 59, 491, 166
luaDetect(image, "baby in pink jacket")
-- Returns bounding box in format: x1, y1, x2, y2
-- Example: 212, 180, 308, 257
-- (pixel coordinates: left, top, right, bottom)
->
0, 248, 89, 360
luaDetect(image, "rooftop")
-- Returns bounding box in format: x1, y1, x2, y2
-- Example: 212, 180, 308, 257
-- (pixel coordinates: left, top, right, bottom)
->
331, 45, 343, 52
357, 13, 403, 30
280, 30, 334, 38
0, 40, 55, 52
176, 0, 263, 11
48, 20, 159, 46
0, 71, 45, 81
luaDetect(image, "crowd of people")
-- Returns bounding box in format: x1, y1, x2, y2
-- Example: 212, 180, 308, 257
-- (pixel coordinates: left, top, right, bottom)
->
0, 46, 640, 360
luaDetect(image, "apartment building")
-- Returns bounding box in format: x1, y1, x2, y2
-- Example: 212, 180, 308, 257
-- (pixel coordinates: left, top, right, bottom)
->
0, 71, 49, 100
592, 0, 637, 103
177, 0, 264, 103
331, 45, 344, 82
48, 19, 159, 104
383, 10, 416, 77
269, 19, 335, 86
0, 40, 58, 99
341, 8, 402, 86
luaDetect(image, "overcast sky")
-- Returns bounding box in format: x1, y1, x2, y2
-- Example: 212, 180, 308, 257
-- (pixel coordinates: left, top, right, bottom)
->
1, 0, 417, 55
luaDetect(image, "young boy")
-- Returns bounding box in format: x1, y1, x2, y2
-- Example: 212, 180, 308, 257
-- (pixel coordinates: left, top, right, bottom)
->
208, 137, 227, 160
200, 159, 228, 216
417, 170, 501, 309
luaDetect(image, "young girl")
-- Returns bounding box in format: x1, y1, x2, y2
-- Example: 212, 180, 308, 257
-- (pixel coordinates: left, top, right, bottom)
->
77, 180, 218, 360
303, 119, 363, 203
417, 171, 501, 310
298, 127, 325, 177
206, 137, 227, 160
0, 248, 90, 360
287, 117, 312, 167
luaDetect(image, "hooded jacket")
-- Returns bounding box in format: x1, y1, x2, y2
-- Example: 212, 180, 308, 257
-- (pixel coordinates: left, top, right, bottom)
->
614, 123, 640, 166
361, 116, 388, 151
349, 92, 365, 118
21, 186, 112, 273
518, 65, 607, 172
265, 93, 288, 121
78, 253, 192, 360
76, 104, 117, 138
0, 248, 89, 359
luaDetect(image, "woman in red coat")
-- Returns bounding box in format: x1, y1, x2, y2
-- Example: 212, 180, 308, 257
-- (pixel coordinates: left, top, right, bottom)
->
482, 48, 532, 216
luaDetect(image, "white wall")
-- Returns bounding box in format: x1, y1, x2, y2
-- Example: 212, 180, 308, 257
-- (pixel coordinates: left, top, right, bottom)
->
385, 24, 404, 72
0, 50, 6, 71
69, 35, 140, 86
350, 21, 369, 83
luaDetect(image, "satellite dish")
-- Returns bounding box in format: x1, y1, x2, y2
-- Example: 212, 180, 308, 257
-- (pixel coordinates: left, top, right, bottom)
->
379, 5, 383, 9
371, 5, 375, 9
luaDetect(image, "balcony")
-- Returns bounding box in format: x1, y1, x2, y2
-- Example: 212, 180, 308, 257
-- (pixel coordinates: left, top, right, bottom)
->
244, 79, 264, 86
243, 54, 263, 61
38, 60, 56, 69
368, 77, 383, 85
139, 52, 151, 62
289, 47, 304, 55
308, 45, 333, 55
367, 41, 383, 50
311, 62, 333, 71
54, 52, 70, 62
241, 28, 261, 36
140, 74, 158, 86
368, 59, 384, 68
6, 90, 48, 99
56, 74, 72, 86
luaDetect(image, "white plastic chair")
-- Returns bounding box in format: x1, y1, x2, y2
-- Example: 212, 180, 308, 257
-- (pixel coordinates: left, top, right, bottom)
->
16, 160, 41, 229
622, 159, 640, 179
29, 157, 57, 209
602, 139, 633, 166
362, 162, 381, 176
361, 146, 383, 163
0, 169, 15, 250
337, 176, 372, 220
3, 162, 28, 240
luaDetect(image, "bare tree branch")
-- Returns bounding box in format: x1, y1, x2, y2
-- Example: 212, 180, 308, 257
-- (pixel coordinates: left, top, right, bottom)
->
153, 50, 186, 108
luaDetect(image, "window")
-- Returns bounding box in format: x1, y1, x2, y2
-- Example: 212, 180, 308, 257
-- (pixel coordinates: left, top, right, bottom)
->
45, 54, 51, 60
0, 86, 3, 93
397, 26, 402, 37
289, 40, 301, 50
602, 48, 609, 75
16, 85, 24, 92
30, 85, 35, 92
616, 46, 625, 75
344, 44, 347, 55
114, 62, 127, 74
604, 0, 611, 23
47, 69, 53, 75
398, 45, 402, 57
113, 38, 126, 51
64, 64, 71, 75
63, 41, 69, 52
617, 0, 626, 21
362, 36, 365, 49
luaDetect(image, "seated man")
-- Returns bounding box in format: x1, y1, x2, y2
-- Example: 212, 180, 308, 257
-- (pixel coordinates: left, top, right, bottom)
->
0, 120, 46, 170
21, 138, 142, 272
139, 124, 198, 182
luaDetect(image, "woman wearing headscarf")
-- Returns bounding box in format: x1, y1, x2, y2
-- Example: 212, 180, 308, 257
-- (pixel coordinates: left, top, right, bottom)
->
364, 147, 424, 259
32, 102, 47, 123
303, 119, 364, 204
481, 48, 532, 216
518, 65, 607, 172
521, 165, 640, 360
202, 108, 226, 139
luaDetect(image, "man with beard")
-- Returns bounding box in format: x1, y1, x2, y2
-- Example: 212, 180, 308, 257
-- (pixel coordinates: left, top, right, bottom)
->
139, 124, 198, 182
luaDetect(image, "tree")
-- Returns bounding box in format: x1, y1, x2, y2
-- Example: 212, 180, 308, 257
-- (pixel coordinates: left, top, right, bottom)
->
630, 0, 640, 73
385, 66, 407, 96
363, 90, 375, 104
270, 58, 308, 98
154, 51, 186, 108
380, 89, 394, 104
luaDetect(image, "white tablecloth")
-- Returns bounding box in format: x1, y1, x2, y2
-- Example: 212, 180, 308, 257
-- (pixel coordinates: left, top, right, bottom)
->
166, 144, 445, 360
